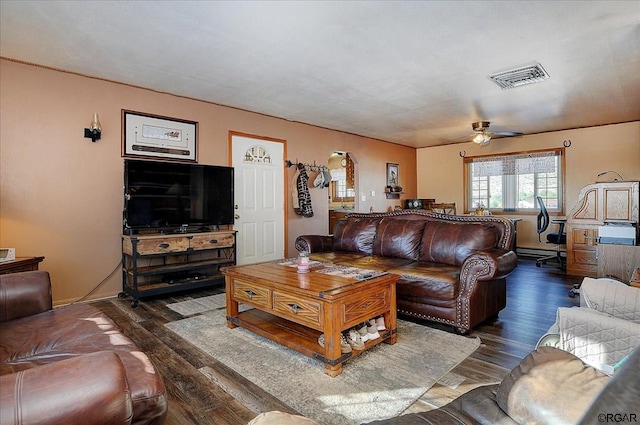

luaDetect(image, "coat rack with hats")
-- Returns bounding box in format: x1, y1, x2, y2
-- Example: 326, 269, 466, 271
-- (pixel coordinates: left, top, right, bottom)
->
284, 159, 328, 172
284, 160, 332, 189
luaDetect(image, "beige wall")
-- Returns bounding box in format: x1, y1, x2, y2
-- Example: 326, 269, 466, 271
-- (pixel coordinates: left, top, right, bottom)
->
0, 59, 416, 304
417, 122, 640, 251
3, 58, 636, 303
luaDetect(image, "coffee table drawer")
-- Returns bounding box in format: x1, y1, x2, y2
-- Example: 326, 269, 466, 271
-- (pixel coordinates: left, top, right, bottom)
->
341, 288, 390, 326
273, 292, 322, 327
233, 281, 270, 308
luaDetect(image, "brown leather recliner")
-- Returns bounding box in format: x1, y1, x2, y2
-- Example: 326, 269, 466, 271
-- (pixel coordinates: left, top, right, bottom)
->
0, 271, 168, 425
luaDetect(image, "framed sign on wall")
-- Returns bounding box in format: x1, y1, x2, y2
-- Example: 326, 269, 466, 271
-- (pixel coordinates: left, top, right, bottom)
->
386, 162, 399, 187
122, 110, 198, 162
386, 162, 402, 199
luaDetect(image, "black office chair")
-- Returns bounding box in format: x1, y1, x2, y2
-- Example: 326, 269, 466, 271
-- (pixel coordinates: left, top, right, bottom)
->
535, 196, 566, 269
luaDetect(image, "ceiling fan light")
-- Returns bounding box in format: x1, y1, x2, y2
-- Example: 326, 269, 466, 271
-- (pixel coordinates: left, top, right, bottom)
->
473, 133, 486, 144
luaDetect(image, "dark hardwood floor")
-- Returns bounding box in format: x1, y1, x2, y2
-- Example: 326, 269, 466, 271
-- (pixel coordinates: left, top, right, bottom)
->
91, 258, 580, 424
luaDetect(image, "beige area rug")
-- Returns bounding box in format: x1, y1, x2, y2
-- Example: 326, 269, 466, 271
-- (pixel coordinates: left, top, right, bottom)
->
165, 295, 480, 425
166, 294, 227, 316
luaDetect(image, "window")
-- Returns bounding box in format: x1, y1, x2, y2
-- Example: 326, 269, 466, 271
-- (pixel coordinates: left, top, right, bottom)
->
330, 168, 355, 201
464, 148, 564, 213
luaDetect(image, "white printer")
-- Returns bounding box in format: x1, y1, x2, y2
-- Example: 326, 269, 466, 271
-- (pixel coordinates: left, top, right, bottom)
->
598, 222, 637, 245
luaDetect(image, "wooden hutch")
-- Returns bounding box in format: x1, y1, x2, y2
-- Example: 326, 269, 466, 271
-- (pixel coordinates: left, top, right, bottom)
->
565, 181, 639, 277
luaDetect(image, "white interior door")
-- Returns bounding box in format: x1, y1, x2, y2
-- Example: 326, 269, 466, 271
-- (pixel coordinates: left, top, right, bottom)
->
231, 134, 285, 265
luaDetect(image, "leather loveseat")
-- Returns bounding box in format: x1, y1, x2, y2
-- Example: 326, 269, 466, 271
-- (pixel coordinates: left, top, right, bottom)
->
0, 271, 168, 425
295, 210, 517, 333
247, 345, 640, 425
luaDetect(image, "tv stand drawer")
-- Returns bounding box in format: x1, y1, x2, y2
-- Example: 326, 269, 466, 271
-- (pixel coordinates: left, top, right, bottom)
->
191, 232, 235, 250
138, 237, 189, 255
123, 235, 191, 255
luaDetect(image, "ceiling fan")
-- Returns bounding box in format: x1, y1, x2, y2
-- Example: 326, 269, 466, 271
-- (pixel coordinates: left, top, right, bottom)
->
471, 121, 523, 146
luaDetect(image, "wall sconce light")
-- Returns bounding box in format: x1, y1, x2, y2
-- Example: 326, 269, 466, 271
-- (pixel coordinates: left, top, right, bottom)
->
84, 113, 102, 142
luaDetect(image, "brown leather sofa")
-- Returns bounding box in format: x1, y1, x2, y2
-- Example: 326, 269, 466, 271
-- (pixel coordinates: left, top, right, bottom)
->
295, 210, 518, 333
0, 271, 167, 425
247, 345, 640, 425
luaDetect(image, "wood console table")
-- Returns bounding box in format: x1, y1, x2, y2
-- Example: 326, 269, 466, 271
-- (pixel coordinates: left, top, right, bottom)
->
0, 256, 45, 275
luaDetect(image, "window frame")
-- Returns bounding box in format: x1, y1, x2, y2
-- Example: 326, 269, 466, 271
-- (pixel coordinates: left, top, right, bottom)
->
463, 148, 565, 215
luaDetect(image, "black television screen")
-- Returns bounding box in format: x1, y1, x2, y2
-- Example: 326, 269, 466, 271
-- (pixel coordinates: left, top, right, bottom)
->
124, 159, 234, 232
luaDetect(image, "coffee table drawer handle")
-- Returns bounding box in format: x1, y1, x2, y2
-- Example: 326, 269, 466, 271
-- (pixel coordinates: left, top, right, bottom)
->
244, 290, 256, 300
288, 303, 302, 314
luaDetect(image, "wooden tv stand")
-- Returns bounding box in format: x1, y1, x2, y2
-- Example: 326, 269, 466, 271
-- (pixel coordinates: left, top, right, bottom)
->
121, 230, 236, 307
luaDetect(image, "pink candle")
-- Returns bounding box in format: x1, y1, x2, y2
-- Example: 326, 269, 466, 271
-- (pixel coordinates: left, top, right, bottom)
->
297, 252, 310, 273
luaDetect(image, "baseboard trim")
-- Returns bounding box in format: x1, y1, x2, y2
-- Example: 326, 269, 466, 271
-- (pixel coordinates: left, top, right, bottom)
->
516, 247, 566, 259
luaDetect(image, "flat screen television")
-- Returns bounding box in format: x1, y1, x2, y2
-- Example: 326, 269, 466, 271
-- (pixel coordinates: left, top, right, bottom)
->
123, 159, 234, 233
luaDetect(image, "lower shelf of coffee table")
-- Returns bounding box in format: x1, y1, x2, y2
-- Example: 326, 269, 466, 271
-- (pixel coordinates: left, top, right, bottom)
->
227, 308, 395, 370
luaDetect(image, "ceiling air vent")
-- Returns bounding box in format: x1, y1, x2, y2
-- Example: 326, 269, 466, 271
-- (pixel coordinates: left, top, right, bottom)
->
489, 63, 549, 89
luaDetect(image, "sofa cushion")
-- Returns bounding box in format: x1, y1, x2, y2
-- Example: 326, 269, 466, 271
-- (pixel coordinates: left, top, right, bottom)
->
333, 217, 382, 254
419, 222, 499, 266
496, 346, 609, 425
391, 262, 460, 301
333, 255, 413, 272
308, 251, 367, 264
373, 218, 426, 260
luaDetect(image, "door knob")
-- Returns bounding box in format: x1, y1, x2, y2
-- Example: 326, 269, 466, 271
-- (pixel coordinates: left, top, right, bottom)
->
234, 214, 240, 219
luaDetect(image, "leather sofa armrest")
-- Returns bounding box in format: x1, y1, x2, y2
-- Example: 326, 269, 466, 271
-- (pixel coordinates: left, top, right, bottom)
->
579, 346, 640, 424
496, 347, 609, 425
295, 235, 334, 253
460, 249, 518, 283
0, 270, 53, 322
0, 351, 133, 425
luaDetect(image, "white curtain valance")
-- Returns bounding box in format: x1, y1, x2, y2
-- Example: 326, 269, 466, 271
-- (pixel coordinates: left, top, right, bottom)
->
330, 168, 346, 181
471, 151, 559, 177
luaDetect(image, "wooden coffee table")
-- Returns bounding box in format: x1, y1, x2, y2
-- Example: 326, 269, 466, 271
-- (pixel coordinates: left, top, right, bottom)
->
223, 261, 398, 377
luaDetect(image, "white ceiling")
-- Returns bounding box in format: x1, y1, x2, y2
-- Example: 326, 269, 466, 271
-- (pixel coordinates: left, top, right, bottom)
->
1, 1, 639, 148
